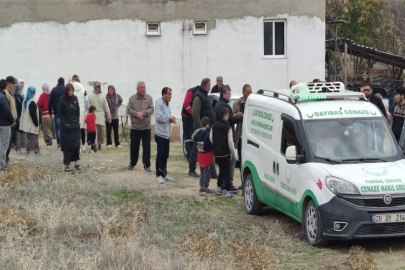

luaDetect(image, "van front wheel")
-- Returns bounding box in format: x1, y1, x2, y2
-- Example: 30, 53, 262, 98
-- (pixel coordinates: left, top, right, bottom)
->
304, 200, 327, 247
244, 174, 263, 215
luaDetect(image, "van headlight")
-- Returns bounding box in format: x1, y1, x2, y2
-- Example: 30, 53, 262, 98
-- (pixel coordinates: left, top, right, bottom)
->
325, 177, 360, 195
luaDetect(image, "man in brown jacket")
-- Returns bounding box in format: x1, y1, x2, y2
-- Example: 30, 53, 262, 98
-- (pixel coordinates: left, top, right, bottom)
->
127, 81, 154, 172
232, 84, 252, 181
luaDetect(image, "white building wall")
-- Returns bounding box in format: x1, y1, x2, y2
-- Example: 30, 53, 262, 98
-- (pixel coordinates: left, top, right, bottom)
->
0, 15, 324, 119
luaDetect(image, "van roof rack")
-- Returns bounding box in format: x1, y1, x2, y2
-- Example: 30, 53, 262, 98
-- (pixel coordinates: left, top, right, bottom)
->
257, 82, 366, 104
256, 89, 293, 103
292, 81, 345, 94
290, 82, 365, 103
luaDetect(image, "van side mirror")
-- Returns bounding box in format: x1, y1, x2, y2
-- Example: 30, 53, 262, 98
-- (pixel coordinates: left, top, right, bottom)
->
285, 146, 297, 164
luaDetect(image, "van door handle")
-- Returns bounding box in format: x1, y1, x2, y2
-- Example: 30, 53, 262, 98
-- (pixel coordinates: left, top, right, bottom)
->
247, 139, 259, 149
276, 163, 279, 175
273, 161, 276, 174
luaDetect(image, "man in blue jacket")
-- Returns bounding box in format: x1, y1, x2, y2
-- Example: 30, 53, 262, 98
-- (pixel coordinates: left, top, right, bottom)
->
0, 79, 15, 171
48, 77, 65, 149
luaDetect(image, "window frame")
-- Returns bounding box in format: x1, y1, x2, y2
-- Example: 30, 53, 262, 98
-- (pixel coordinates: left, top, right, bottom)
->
193, 21, 208, 35
280, 118, 302, 156
146, 22, 161, 36
263, 19, 287, 58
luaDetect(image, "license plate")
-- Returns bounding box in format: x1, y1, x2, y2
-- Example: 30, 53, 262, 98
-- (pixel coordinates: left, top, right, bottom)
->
372, 213, 405, 223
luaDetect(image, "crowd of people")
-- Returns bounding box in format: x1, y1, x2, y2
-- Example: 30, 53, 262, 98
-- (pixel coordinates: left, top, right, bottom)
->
0, 75, 125, 172
1, 74, 405, 199
180, 78, 253, 197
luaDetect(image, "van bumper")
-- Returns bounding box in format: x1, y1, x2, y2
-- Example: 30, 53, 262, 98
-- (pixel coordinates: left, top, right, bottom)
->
318, 196, 405, 240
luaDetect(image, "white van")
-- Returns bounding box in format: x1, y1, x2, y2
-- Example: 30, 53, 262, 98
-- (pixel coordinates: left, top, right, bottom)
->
242, 82, 405, 246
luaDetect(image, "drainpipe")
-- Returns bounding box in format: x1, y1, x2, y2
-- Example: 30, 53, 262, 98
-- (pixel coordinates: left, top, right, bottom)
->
344, 43, 348, 86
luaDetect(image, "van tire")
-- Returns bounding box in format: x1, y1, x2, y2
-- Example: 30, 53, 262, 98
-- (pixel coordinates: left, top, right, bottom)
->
304, 200, 327, 247
243, 174, 263, 215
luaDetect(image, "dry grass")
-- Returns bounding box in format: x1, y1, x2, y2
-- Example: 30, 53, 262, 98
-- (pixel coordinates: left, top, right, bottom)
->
181, 231, 221, 260
0, 206, 38, 231
0, 140, 404, 269
98, 204, 149, 237
228, 237, 282, 270
180, 232, 282, 270
344, 246, 378, 270
0, 162, 46, 190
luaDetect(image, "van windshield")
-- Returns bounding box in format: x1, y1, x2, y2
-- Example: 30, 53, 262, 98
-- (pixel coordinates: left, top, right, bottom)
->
304, 118, 401, 163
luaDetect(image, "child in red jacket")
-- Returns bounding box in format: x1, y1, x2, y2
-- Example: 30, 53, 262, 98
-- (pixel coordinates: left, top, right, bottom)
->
85, 106, 97, 153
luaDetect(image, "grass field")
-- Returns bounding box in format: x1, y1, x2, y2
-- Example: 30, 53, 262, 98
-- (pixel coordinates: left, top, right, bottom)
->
1, 138, 405, 270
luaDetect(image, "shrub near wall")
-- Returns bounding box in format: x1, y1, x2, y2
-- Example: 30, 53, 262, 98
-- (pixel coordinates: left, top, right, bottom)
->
151, 125, 181, 142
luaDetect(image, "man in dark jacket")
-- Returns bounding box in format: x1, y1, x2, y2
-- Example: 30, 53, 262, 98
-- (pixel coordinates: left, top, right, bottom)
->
210, 76, 223, 94
363, 84, 387, 118
215, 85, 243, 192
392, 87, 405, 144
0, 79, 14, 171
188, 78, 217, 178
5, 76, 16, 165
48, 77, 65, 148
363, 84, 387, 152
192, 79, 215, 130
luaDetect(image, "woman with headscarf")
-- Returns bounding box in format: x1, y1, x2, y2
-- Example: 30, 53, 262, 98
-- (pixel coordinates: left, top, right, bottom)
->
37, 83, 56, 146
58, 83, 81, 172
16, 79, 25, 98
20, 86, 41, 156
12, 84, 27, 151
105, 85, 123, 148
89, 82, 111, 151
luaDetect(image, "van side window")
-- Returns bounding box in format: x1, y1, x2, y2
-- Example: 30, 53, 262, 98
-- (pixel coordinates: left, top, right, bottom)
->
281, 120, 302, 155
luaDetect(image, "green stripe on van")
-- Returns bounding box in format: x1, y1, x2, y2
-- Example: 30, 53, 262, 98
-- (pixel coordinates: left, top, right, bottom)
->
243, 161, 319, 223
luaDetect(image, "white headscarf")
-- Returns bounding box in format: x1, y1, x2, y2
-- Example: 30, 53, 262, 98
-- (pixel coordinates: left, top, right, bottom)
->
18, 79, 25, 98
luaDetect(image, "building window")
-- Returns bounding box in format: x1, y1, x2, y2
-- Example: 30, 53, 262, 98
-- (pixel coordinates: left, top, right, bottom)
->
146, 23, 161, 36
193, 21, 207, 35
264, 20, 286, 56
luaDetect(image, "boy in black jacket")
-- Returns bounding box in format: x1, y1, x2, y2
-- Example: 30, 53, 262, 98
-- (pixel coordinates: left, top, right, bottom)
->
192, 117, 214, 194
210, 107, 235, 198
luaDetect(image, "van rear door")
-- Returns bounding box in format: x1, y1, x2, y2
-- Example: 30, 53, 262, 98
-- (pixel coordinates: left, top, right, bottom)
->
244, 99, 284, 207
